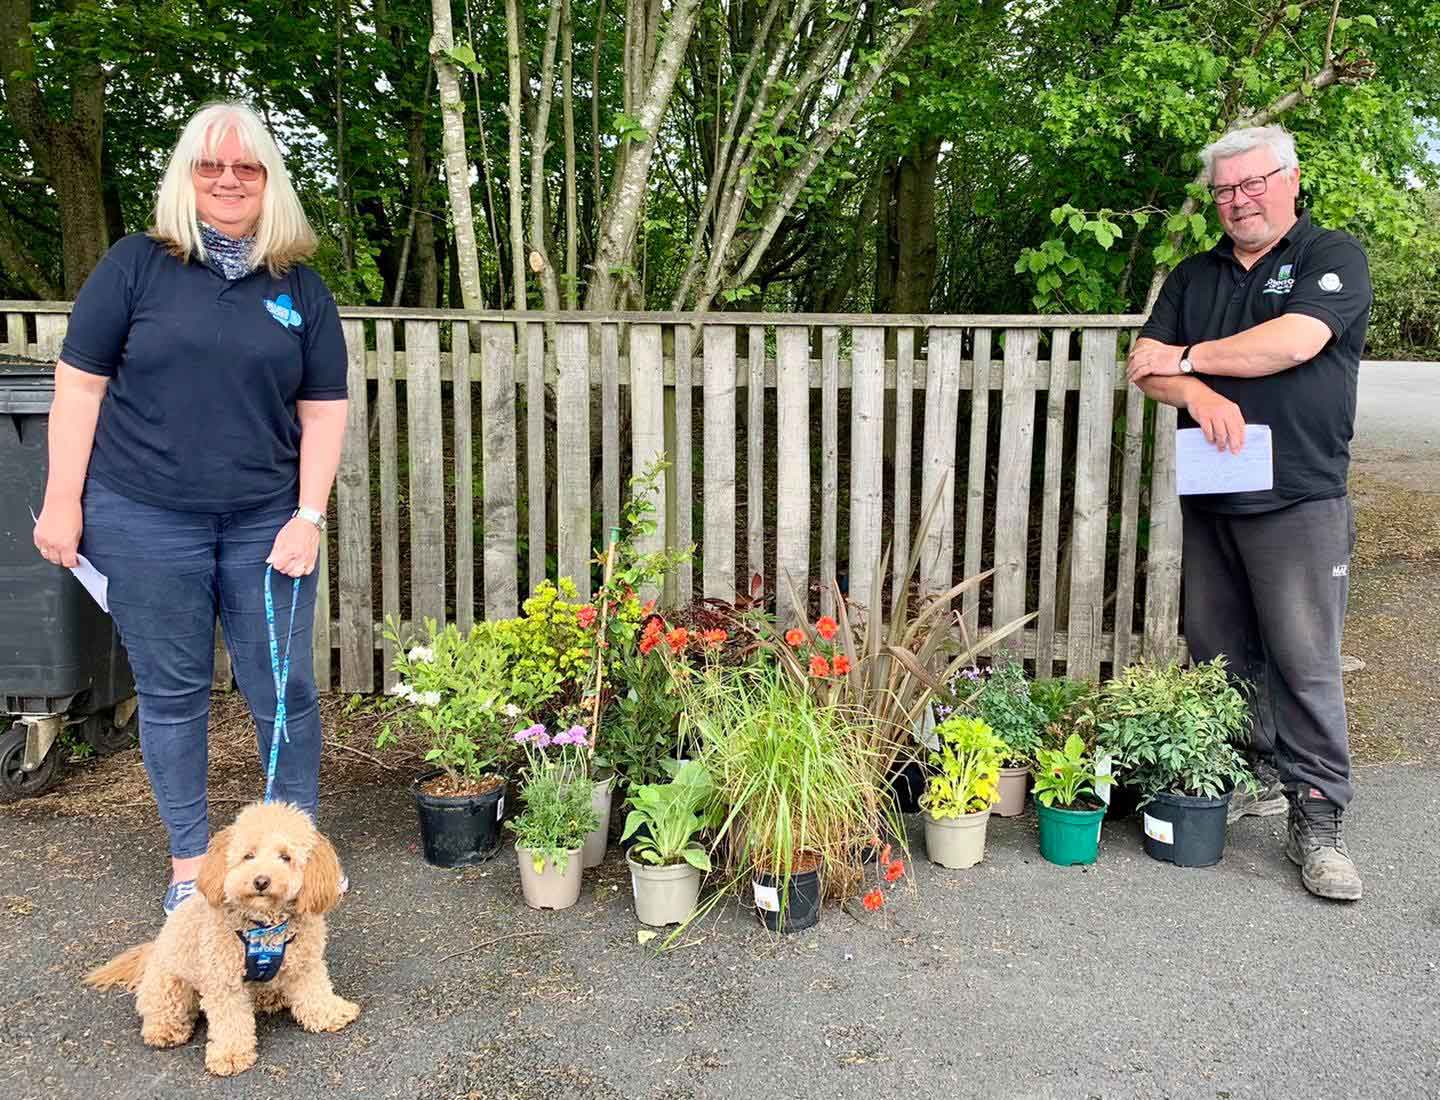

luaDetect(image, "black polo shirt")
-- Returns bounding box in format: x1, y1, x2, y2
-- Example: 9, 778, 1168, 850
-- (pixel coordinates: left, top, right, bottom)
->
60, 233, 347, 513
1140, 211, 1372, 514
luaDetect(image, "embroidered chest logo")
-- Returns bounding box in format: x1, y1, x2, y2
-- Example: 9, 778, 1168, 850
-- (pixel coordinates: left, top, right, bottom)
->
1332, 563, 1349, 578
264, 293, 304, 330
1262, 263, 1295, 296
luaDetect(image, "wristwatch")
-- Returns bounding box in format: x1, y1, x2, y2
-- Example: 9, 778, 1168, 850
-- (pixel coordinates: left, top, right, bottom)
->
1179, 345, 1196, 374
293, 506, 327, 533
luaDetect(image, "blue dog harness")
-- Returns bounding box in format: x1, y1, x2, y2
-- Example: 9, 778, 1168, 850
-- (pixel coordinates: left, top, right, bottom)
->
238, 919, 294, 983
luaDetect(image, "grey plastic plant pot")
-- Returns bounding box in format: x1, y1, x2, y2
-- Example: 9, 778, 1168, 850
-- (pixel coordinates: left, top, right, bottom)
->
627, 856, 702, 926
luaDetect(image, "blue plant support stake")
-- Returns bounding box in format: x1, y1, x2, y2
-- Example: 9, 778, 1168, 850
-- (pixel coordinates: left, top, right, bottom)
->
262, 565, 301, 803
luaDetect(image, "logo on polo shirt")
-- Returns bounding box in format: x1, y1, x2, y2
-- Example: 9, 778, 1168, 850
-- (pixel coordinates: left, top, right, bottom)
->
1262, 263, 1294, 296
264, 294, 304, 330
1318, 272, 1343, 292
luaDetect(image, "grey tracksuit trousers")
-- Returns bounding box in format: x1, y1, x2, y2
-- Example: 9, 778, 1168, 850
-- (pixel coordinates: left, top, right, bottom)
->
1181, 496, 1356, 808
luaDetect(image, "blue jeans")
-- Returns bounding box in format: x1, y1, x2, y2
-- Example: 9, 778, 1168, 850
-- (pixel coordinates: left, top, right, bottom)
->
81, 479, 321, 858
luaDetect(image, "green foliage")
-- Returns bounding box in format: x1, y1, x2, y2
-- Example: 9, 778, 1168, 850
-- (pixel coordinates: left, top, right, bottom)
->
690, 663, 882, 887
377, 617, 532, 784
969, 661, 1049, 766
1031, 733, 1107, 810
506, 754, 601, 874
1089, 659, 1257, 803
621, 761, 718, 871
487, 578, 593, 711
921, 715, 1005, 819
1030, 676, 1094, 730
599, 639, 685, 793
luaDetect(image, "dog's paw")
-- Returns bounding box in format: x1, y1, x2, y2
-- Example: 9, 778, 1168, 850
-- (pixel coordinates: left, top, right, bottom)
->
141, 1021, 193, 1048
298, 996, 360, 1033
205, 1045, 258, 1076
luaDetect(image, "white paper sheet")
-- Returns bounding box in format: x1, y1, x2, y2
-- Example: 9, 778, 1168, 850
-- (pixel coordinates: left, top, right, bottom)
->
1175, 424, 1273, 496
30, 505, 109, 611
71, 553, 110, 612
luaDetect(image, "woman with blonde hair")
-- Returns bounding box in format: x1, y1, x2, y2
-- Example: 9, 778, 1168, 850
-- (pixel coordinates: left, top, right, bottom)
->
32, 101, 349, 913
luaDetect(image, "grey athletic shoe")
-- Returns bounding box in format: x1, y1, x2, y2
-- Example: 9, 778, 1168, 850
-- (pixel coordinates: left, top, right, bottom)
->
1227, 759, 1287, 823
1286, 789, 1363, 901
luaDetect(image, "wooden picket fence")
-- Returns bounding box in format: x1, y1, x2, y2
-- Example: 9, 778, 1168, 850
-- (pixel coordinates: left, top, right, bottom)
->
2, 304, 1184, 695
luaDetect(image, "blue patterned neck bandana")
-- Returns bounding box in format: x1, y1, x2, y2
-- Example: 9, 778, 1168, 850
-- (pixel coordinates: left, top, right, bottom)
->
198, 221, 255, 280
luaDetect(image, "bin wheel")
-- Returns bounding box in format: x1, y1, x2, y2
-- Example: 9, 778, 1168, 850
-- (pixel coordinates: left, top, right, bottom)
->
79, 706, 139, 755
0, 725, 62, 803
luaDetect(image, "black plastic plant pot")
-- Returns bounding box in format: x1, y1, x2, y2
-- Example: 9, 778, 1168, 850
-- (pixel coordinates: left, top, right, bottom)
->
753, 868, 822, 933
889, 760, 928, 815
412, 770, 507, 868
1141, 788, 1234, 867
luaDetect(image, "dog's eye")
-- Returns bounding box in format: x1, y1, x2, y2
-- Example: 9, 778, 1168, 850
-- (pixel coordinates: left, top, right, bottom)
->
242, 852, 255, 861
279, 853, 292, 863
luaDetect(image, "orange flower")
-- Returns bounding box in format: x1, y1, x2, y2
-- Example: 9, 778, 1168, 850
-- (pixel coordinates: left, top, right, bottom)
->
641, 599, 657, 616
642, 617, 663, 639
785, 627, 806, 647
808, 655, 831, 678
832, 654, 851, 676
702, 629, 728, 647
576, 604, 597, 628
816, 615, 838, 641
884, 859, 905, 884
638, 634, 659, 655
879, 843, 893, 866
666, 627, 690, 653
862, 888, 885, 912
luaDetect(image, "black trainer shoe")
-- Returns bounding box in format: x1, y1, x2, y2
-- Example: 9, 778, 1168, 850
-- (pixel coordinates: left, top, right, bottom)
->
1227, 758, 1287, 823
1285, 788, 1363, 901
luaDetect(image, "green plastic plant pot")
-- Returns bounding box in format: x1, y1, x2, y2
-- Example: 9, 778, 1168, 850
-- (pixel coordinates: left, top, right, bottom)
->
1035, 800, 1105, 866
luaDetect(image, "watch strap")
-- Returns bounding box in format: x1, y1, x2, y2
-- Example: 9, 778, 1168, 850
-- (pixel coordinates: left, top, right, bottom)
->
293, 506, 326, 531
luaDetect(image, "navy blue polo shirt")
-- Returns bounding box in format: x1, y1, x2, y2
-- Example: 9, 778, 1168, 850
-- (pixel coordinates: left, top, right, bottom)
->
1140, 211, 1372, 514
60, 232, 348, 513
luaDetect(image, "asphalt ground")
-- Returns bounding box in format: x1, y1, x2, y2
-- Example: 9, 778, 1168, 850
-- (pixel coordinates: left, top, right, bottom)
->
1, 361, 1436, 1100
3, 763, 1438, 1100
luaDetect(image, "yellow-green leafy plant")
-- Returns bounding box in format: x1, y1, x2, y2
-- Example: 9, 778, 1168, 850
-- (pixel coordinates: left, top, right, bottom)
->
921, 716, 1006, 819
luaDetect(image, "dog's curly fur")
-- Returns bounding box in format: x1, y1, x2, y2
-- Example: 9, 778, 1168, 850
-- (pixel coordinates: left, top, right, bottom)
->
84, 802, 360, 1076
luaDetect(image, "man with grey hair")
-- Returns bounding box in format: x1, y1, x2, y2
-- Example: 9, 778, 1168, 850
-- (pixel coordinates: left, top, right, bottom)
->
1126, 124, 1371, 901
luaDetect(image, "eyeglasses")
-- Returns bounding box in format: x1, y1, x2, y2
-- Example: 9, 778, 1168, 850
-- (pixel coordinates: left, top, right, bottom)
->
1209, 167, 1286, 205
193, 159, 266, 182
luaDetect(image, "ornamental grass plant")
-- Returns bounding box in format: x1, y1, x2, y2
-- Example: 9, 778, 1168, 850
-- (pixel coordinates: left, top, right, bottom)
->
686, 662, 884, 899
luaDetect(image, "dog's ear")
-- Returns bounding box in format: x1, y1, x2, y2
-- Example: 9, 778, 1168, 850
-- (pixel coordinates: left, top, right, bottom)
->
196, 826, 233, 908
298, 833, 343, 915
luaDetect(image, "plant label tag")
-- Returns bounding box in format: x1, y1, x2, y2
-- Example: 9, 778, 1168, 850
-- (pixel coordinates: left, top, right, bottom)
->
1143, 813, 1173, 845
496, 795, 505, 821
753, 882, 780, 912
1095, 754, 1113, 806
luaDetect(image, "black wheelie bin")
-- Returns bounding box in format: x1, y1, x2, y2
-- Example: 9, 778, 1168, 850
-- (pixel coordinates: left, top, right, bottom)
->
0, 354, 137, 800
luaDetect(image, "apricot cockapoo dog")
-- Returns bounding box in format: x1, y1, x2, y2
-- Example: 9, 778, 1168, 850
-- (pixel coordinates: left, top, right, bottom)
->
85, 802, 360, 1075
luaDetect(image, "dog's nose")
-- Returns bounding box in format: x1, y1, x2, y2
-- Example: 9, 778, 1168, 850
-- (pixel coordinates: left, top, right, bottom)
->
253, 875, 271, 893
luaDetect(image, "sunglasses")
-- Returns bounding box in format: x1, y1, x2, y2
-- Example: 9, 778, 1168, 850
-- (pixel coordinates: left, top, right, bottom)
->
193, 159, 266, 182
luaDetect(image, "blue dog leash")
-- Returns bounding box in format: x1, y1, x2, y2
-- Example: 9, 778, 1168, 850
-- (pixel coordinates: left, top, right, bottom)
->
262, 564, 301, 804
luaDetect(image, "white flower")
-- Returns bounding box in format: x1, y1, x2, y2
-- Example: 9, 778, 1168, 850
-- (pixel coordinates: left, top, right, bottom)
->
503, 703, 521, 719
407, 645, 435, 664
387, 682, 416, 701
415, 690, 442, 708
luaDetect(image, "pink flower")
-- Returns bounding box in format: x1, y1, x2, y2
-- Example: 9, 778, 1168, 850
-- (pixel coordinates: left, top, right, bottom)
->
577, 604, 597, 628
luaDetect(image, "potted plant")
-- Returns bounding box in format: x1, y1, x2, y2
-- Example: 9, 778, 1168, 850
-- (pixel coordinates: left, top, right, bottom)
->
1090, 659, 1256, 867
380, 620, 540, 868
767, 480, 1035, 825
691, 664, 880, 933
965, 661, 1049, 817
507, 723, 601, 910
920, 716, 1005, 869
1031, 733, 1109, 866
621, 761, 718, 926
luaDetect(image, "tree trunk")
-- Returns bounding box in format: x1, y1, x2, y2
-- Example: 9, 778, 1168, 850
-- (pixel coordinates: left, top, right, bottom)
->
562, 0, 579, 309
505, 0, 530, 312
0, 0, 108, 297
429, 0, 486, 310
585, 0, 705, 311
893, 136, 941, 313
